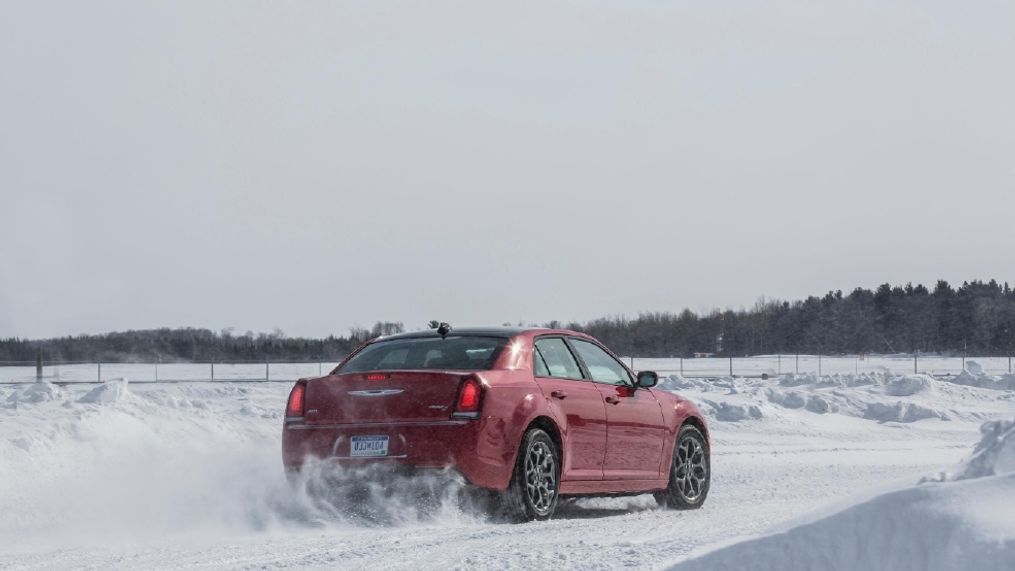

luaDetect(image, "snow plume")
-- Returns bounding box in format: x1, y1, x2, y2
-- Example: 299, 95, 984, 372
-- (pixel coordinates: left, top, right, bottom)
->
0, 383, 479, 544
290, 461, 481, 527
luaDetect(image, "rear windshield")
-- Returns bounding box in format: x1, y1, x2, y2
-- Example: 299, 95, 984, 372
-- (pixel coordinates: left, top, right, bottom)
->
337, 336, 509, 373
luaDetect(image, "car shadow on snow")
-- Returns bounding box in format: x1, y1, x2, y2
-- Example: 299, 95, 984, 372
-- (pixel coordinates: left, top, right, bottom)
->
552, 495, 661, 520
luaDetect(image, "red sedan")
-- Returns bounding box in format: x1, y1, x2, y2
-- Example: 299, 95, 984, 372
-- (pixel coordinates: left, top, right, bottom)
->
282, 325, 710, 521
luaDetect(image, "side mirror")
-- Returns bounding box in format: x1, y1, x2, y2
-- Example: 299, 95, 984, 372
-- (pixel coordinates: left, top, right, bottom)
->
636, 370, 659, 388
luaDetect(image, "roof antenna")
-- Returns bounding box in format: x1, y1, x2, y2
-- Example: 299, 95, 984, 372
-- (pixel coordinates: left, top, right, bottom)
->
428, 320, 452, 338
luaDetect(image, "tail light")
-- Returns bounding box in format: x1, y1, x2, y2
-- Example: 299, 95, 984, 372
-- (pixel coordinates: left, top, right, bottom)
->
286, 381, 306, 419
453, 376, 483, 418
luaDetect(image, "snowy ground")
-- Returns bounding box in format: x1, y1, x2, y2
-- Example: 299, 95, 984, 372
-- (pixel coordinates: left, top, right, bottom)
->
1, 364, 1013, 569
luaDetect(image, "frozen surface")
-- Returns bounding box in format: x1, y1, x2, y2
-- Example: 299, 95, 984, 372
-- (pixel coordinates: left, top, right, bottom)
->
1, 372, 1013, 570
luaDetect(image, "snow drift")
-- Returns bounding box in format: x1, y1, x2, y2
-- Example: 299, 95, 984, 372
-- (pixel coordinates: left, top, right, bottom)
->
668, 417, 1015, 571
950, 418, 1015, 480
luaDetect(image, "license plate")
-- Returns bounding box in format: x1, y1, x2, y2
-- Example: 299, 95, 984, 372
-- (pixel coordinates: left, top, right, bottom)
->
350, 435, 389, 457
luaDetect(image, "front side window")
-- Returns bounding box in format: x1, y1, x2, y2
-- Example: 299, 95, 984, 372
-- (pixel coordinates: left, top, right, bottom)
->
338, 336, 508, 372
533, 338, 584, 380
569, 339, 632, 385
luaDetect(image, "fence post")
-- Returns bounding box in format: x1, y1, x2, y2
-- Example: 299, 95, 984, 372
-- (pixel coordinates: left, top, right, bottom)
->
818, 354, 822, 376
777, 354, 781, 374
729, 355, 733, 377
36, 351, 43, 382
680, 357, 684, 376
630, 356, 635, 371
1009, 355, 1012, 374
795, 354, 799, 374
855, 355, 858, 375
319, 362, 322, 376
98, 361, 102, 383
914, 351, 918, 374
155, 360, 159, 383
265, 360, 270, 381
211, 362, 215, 381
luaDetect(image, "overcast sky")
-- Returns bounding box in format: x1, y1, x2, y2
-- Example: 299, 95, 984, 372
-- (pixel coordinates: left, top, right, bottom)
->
2, 1, 1014, 339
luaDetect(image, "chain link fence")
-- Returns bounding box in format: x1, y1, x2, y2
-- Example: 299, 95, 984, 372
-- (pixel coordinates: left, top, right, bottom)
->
1, 354, 1012, 384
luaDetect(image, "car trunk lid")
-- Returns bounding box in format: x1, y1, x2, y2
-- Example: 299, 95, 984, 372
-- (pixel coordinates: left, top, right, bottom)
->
303, 371, 469, 424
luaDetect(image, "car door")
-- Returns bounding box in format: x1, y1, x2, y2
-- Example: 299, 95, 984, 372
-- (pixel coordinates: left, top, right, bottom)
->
568, 338, 666, 481
532, 337, 608, 481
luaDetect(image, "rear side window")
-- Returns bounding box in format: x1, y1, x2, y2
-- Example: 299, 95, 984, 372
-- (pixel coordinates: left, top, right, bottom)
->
569, 339, 632, 385
533, 338, 584, 380
338, 336, 508, 373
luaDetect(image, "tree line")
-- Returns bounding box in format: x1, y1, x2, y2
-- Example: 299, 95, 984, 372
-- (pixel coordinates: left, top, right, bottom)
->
1, 280, 1013, 362
570, 280, 1015, 357
0, 322, 404, 363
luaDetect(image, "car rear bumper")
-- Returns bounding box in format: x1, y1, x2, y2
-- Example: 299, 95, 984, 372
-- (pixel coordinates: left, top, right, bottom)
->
282, 417, 515, 490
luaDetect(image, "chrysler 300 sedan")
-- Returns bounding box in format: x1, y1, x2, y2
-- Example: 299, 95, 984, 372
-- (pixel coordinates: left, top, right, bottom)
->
282, 326, 710, 521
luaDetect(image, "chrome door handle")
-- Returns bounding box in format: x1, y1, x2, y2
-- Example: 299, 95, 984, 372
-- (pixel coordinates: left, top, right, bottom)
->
550, 390, 567, 400
605, 396, 620, 405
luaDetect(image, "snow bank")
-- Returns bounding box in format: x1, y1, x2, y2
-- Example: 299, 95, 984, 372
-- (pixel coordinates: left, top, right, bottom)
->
78, 378, 130, 404
950, 361, 1015, 390
4, 381, 62, 406
864, 401, 945, 423
669, 474, 1015, 571
765, 389, 838, 414
658, 374, 714, 391
700, 399, 764, 421
779, 372, 879, 388
670, 370, 1010, 425
951, 418, 1015, 480
886, 374, 934, 396
669, 419, 1015, 571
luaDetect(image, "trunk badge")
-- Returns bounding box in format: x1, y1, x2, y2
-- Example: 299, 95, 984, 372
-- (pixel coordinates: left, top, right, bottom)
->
347, 389, 404, 397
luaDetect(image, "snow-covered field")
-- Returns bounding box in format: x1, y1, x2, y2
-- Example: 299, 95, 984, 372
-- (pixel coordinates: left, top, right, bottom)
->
2, 363, 1014, 570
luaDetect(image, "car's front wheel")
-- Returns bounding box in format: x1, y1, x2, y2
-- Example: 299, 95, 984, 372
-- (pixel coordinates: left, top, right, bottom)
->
501, 428, 560, 522
656, 424, 710, 509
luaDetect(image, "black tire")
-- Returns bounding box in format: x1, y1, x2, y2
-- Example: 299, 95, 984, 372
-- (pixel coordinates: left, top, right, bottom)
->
655, 424, 710, 510
500, 428, 561, 522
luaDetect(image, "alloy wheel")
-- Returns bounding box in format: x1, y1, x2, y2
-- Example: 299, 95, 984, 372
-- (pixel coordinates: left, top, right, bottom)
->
673, 435, 708, 503
524, 440, 556, 515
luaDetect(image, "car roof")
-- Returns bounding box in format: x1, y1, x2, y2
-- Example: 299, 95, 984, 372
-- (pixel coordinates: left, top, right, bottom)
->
378, 326, 582, 340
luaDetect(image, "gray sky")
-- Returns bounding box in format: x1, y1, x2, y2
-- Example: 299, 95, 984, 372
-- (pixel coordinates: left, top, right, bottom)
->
2, 1, 1014, 339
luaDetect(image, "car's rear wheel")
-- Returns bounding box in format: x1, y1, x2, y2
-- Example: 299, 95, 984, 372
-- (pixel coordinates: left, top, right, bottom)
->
501, 428, 560, 522
656, 424, 710, 510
